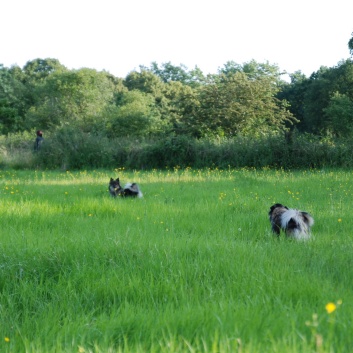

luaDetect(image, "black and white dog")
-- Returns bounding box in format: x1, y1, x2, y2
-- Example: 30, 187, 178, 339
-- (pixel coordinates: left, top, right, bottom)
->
109, 177, 143, 198
269, 203, 314, 240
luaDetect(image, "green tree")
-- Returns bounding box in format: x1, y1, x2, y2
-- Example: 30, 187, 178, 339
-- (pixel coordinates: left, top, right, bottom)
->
124, 68, 178, 128
349, 32, 353, 56
22, 58, 67, 83
303, 60, 353, 133
182, 72, 295, 137
124, 69, 164, 96
219, 60, 283, 81
162, 81, 199, 135
104, 90, 167, 137
0, 65, 27, 134
277, 71, 310, 130
323, 92, 353, 137
148, 62, 205, 87
25, 68, 116, 130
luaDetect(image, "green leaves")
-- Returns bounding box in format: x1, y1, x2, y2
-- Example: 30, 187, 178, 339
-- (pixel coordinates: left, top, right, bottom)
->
4, 55, 353, 141
348, 32, 353, 56
324, 92, 353, 137
25, 68, 116, 130
183, 70, 294, 137
106, 90, 166, 137
0, 65, 27, 134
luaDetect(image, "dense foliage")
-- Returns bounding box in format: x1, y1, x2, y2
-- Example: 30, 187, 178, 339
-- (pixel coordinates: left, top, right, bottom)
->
0, 59, 295, 138
1, 33, 353, 169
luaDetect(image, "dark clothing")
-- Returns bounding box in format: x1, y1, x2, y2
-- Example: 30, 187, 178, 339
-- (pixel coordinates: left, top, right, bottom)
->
34, 136, 44, 151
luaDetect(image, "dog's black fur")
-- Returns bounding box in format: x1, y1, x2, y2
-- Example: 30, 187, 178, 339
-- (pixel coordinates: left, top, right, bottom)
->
109, 177, 143, 198
269, 203, 314, 240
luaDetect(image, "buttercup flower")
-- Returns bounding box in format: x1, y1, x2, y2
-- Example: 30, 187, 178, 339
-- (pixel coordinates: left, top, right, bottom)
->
325, 302, 336, 314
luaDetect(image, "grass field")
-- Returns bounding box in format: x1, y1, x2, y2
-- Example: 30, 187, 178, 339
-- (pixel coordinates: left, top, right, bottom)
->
0, 167, 352, 352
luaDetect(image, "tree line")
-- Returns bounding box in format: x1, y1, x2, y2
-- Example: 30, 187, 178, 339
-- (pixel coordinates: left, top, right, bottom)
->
0, 59, 295, 138
0, 35, 353, 169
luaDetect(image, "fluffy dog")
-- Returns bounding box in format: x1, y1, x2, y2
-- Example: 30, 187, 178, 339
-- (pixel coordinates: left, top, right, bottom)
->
109, 177, 143, 198
269, 203, 314, 240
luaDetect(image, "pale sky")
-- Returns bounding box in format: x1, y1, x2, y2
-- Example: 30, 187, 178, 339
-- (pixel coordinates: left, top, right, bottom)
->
1, 0, 352, 79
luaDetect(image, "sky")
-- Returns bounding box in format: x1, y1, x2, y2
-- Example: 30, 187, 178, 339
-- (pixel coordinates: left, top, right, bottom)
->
1, 0, 353, 80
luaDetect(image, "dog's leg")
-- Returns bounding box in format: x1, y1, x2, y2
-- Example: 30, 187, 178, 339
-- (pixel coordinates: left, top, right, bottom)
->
271, 223, 281, 236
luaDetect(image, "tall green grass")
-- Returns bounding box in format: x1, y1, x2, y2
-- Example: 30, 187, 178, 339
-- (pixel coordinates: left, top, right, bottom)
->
0, 168, 352, 352
3, 131, 353, 170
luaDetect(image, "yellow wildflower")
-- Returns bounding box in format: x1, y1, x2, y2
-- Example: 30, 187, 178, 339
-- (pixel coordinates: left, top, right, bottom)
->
325, 302, 336, 314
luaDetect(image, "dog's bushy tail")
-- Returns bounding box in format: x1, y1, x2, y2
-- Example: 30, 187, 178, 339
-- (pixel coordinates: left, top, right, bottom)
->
124, 183, 143, 198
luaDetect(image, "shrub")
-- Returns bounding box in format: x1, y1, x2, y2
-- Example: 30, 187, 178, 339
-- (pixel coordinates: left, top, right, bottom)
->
2, 130, 353, 170
33, 127, 115, 170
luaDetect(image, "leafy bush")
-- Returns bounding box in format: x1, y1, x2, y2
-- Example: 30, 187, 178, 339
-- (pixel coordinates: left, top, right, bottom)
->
2, 130, 353, 170
33, 127, 115, 169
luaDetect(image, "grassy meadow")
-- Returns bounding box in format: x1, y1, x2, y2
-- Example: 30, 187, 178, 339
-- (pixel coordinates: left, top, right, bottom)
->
0, 167, 352, 352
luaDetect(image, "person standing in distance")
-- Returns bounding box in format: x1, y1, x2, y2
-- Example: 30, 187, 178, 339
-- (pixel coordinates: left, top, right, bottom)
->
34, 130, 44, 151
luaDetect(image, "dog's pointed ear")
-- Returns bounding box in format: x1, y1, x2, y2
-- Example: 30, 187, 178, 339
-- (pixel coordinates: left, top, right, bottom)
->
110, 178, 114, 182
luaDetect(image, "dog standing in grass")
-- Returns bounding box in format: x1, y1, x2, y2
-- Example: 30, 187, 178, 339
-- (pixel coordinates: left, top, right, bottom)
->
269, 203, 314, 240
109, 177, 143, 198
